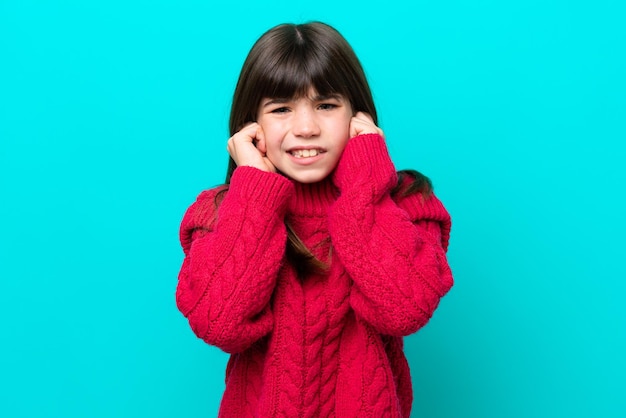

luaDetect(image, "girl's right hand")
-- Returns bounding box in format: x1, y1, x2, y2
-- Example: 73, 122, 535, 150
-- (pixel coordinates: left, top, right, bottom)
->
227, 123, 276, 173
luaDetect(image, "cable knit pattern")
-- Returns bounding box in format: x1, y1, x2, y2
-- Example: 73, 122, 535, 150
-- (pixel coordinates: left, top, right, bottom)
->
176, 133, 453, 417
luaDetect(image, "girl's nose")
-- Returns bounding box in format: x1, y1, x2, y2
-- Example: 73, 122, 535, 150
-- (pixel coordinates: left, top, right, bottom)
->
292, 110, 320, 138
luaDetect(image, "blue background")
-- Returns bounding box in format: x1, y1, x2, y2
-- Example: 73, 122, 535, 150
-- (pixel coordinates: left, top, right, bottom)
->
1, 1, 625, 417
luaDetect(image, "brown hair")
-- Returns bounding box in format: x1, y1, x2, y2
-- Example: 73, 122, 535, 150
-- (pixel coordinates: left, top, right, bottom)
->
226, 22, 378, 182
220, 22, 431, 275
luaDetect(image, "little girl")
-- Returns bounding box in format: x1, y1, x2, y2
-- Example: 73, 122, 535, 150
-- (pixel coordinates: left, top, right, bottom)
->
176, 22, 453, 418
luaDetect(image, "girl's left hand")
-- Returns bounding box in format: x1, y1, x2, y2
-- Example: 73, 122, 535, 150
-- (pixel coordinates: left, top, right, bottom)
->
349, 112, 384, 139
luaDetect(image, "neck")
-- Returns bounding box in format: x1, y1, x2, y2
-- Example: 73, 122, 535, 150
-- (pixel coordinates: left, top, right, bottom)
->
287, 176, 338, 216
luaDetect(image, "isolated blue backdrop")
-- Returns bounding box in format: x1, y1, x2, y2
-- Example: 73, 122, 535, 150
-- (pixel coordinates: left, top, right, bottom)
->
1, 1, 625, 417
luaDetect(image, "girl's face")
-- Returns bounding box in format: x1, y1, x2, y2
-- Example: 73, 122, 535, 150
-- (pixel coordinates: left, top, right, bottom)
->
257, 88, 353, 184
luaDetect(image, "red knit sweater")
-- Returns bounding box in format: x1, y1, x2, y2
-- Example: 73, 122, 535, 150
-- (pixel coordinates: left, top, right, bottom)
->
176, 134, 453, 417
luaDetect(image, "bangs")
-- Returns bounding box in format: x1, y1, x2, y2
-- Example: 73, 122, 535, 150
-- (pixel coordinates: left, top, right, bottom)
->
258, 49, 348, 100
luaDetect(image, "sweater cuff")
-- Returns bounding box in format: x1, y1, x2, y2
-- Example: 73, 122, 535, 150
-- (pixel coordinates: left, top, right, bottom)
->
228, 166, 294, 214
333, 133, 397, 194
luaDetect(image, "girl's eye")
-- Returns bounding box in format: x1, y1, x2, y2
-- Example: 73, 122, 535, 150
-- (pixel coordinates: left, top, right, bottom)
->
318, 103, 337, 110
271, 107, 290, 114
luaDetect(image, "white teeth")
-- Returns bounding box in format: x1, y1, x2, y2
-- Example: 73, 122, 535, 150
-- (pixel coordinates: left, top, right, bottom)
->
291, 149, 320, 158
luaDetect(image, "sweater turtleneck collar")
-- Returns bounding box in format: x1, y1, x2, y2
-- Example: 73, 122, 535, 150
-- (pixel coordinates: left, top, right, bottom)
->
287, 176, 338, 217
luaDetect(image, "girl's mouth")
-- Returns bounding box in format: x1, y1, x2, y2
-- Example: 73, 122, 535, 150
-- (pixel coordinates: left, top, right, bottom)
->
289, 149, 325, 158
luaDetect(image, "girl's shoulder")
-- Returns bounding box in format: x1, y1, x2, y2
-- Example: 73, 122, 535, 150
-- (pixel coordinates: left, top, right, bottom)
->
392, 170, 451, 242
179, 185, 228, 251
193, 184, 229, 208
186, 184, 228, 219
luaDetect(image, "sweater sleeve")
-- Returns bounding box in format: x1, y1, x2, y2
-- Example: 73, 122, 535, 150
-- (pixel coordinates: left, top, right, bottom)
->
328, 133, 453, 336
176, 166, 294, 353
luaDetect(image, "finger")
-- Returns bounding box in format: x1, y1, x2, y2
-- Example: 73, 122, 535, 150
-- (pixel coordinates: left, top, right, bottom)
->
262, 156, 276, 173
349, 118, 359, 138
255, 125, 267, 154
240, 122, 259, 143
227, 137, 235, 155
350, 114, 383, 138
354, 111, 374, 124
350, 116, 369, 136
227, 123, 258, 163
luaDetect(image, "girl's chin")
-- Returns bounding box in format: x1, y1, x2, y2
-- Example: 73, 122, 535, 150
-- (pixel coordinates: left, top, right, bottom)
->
280, 168, 333, 184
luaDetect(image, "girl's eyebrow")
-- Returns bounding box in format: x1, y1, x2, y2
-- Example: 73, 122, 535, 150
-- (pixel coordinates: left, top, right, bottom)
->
310, 93, 342, 102
262, 94, 342, 108
262, 98, 290, 108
